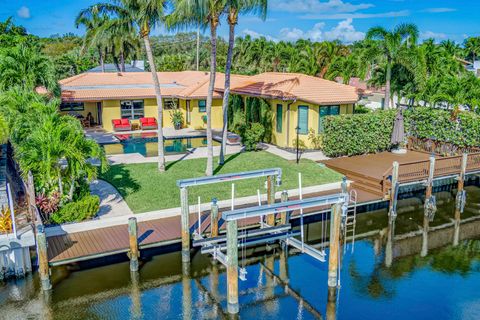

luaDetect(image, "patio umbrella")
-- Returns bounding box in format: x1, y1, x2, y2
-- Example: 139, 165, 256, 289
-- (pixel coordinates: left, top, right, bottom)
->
391, 108, 405, 145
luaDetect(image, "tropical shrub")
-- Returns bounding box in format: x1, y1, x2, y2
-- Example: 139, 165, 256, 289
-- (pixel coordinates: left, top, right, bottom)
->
0, 207, 12, 233
242, 123, 265, 151
308, 129, 323, 149
36, 192, 61, 215
50, 195, 100, 224
170, 109, 184, 129
323, 110, 396, 157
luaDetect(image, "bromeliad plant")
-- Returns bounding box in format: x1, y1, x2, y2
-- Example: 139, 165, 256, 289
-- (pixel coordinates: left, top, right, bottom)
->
170, 109, 184, 130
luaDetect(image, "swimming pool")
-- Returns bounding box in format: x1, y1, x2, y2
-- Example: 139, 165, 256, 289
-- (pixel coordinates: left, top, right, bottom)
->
102, 133, 220, 157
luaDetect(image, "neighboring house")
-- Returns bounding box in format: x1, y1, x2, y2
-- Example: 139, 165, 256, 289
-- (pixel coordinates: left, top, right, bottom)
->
59, 71, 359, 148
336, 77, 386, 110
88, 60, 145, 73
466, 61, 480, 77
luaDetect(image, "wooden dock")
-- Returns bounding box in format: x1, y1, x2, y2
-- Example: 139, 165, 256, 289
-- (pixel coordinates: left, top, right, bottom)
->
323, 151, 480, 197
46, 188, 381, 266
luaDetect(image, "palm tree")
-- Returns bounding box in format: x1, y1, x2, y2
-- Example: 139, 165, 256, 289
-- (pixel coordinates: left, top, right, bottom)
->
80, 1, 168, 172
75, 8, 109, 72
0, 43, 58, 92
366, 23, 419, 109
464, 37, 480, 63
169, 0, 224, 176
219, 0, 267, 165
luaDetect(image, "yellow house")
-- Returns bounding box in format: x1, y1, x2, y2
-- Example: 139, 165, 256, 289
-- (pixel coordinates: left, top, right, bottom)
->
59, 71, 358, 148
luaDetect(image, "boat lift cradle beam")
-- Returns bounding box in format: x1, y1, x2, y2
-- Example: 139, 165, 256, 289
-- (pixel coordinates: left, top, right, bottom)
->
221, 192, 348, 314
177, 168, 283, 264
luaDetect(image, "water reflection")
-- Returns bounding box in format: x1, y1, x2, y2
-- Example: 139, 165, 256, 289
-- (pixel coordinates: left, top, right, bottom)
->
0, 186, 479, 319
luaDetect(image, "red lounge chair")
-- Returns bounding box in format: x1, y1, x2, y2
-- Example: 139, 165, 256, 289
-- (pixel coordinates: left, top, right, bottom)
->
112, 118, 132, 131
140, 117, 158, 130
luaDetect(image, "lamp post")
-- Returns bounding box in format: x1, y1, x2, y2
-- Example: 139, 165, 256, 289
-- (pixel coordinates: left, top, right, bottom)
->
295, 126, 300, 164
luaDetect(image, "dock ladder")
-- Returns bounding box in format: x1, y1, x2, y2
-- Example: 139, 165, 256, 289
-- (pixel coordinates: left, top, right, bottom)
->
343, 189, 358, 254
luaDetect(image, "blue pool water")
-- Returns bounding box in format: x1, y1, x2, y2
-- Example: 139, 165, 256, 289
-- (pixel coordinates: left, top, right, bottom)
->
103, 133, 220, 157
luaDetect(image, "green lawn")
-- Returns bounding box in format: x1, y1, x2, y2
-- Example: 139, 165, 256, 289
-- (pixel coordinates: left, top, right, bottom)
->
100, 151, 342, 213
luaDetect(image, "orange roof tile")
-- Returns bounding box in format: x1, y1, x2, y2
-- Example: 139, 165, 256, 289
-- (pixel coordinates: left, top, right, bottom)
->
227, 72, 359, 105
60, 71, 359, 105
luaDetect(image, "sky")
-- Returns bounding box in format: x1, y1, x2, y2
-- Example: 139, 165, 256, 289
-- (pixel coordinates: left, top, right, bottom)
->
1, 0, 479, 44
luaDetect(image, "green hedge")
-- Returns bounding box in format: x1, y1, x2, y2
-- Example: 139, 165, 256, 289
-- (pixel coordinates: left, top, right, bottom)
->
323, 110, 395, 157
406, 108, 480, 147
50, 195, 100, 224
322, 108, 480, 157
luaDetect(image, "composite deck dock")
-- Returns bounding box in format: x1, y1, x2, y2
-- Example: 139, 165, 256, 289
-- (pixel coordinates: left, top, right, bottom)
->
46, 188, 381, 266
323, 151, 480, 197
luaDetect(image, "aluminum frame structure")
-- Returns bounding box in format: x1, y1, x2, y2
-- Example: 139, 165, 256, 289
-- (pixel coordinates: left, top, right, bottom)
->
177, 168, 283, 263
220, 192, 348, 314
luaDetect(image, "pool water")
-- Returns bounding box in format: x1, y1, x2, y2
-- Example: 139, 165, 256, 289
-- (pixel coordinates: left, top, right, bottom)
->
103, 133, 220, 157
1, 186, 480, 319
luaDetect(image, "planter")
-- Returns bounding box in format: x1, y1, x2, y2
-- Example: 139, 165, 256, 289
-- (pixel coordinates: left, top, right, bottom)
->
174, 123, 182, 130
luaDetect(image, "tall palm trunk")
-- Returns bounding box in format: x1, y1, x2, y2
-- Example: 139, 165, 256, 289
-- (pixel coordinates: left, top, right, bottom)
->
143, 33, 166, 172
219, 14, 236, 165
120, 51, 126, 72
205, 21, 218, 176
99, 48, 105, 72
385, 61, 392, 109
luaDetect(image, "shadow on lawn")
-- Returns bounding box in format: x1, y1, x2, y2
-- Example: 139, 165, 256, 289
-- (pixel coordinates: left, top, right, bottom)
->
101, 164, 141, 195
213, 152, 242, 175
165, 150, 194, 171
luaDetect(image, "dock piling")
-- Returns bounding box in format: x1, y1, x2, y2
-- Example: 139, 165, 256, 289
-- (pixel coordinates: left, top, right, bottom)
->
327, 203, 342, 301
180, 187, 190, 263
128, 217, 139, 272
266, 176, 276, 226
454, 153, 468, 246
36, 227, 52, 291
280, 190, 289, 225
226, 220, 239, 314
389, 162, 399, 217
210, 198, 219, 238
422, 155, 436, 257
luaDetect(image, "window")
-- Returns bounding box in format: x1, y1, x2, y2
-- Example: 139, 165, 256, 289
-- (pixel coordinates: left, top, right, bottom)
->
60, 102, 84, 112
318, 105, 340, 133
164, 98, 179, 110
297, 105, 309, 135
198, 100, 206, 112
121, 100, 144, 119
276, 104, 283, 133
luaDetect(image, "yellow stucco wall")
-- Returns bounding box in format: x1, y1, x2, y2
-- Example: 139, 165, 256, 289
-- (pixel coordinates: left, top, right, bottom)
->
271, 101, 354, 149
95, 98, 224, 132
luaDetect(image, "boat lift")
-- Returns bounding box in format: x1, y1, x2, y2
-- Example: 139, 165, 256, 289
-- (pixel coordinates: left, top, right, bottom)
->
193, 191, 349, 314
177, 168, 282, 263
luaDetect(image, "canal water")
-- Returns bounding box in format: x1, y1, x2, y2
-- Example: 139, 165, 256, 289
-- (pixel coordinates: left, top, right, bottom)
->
1, 185, 480, 319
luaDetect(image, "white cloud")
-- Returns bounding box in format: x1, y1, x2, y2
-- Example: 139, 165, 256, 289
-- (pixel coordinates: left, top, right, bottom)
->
279, 19, 365, 43
301, 10, 409, 20
270, 0, 374, 13
420, 31, 448, 41
242, 29, 278, 42
422, 7, 456, 13
17, 6, 30, 19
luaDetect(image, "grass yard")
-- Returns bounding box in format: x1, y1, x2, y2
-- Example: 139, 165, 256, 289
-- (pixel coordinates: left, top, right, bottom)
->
100, 151, 342, 213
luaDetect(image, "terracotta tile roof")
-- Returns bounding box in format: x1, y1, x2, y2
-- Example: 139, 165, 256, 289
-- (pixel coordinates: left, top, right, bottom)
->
60, 71, 359, 105
227, 72, 359, 105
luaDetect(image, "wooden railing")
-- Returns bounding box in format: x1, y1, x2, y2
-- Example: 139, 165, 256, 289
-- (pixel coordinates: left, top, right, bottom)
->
408, 137, 480, 156
382, 152, 480, 196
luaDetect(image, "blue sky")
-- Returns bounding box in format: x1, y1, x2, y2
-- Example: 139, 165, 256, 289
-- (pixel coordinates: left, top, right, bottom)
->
1, 0, 479, 44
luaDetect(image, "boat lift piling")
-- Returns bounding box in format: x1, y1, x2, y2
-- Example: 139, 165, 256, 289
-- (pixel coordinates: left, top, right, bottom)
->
128, 217, 139, 272
454, 153, 468, 246
328, 203, 343, 302
422, 155, 436, 257
177, 168, 282, 264
210, 198, 219, 238
388, 162, 400, 218
36, 226, 52, 291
